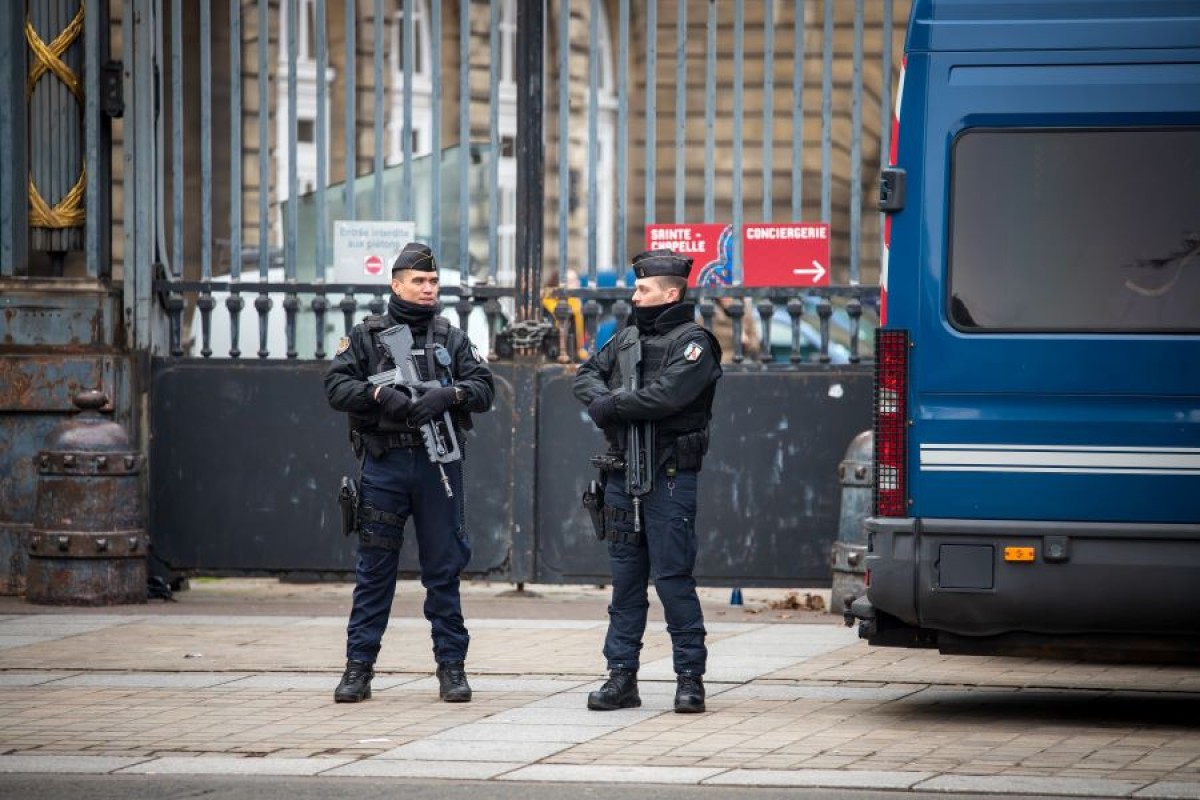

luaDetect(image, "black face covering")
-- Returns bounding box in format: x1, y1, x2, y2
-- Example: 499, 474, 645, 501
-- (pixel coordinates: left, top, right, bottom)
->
633, 302, 674, 335
388, 295, 437, 331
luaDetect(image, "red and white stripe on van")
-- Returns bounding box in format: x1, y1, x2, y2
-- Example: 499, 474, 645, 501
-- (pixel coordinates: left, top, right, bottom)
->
880, 56, 905, 327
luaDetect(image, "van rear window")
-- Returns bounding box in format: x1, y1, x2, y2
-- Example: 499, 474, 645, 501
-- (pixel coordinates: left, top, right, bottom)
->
948, 128, 1200, 333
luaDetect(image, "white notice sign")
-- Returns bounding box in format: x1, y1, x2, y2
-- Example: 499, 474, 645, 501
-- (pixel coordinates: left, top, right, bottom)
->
332, 220, 417, 285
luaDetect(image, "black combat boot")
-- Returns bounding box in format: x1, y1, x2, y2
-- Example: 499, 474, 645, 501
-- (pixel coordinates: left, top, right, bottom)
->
334, 659, 374, 703
587, 669, 640, 710
436, 661, 472, 703
674, 674, 705, 713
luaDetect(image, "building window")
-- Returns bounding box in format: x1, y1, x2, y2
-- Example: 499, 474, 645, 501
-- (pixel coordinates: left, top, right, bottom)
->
301, 0, 316, 61
393, 0, 427, 78
494, 0, 519, 285
297, 119, 315, 143
500, 0, 517, 85
389, 0, 434, 162
583, 3, 618, 273
274, 0, 334, 203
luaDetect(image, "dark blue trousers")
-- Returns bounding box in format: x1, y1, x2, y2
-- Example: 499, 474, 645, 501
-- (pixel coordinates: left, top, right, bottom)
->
602, 467, 707, 676
345, 447, 470, 666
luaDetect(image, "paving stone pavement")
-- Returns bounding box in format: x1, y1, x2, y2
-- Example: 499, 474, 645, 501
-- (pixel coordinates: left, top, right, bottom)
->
0, 580, 1198, 797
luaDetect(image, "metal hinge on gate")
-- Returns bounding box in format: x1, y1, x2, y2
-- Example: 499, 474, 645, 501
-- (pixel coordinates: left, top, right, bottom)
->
494, 319, 556, 359
878, 167, 906, 212
102, 60, 124, 118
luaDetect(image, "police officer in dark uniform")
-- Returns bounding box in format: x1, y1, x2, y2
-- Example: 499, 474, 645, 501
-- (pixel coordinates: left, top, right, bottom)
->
573, 249, 722, 713
325, 242, 495, 704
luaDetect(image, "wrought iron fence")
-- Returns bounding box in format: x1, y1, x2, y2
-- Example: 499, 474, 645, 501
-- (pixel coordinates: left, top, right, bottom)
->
126, 0, 903, 362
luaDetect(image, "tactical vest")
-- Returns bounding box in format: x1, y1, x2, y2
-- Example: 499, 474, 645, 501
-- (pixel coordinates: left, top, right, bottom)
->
358, 314, 472, 432
363, 314, 451, 378
608, 321, 718, 452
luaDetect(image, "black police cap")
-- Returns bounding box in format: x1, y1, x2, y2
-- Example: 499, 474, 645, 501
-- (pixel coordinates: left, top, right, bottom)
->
631, 248, 692, 280
392, 242, 437, 273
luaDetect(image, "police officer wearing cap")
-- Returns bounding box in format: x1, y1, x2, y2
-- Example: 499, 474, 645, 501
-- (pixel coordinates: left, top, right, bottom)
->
325, 242, 494, 704
573, 248, 723, 713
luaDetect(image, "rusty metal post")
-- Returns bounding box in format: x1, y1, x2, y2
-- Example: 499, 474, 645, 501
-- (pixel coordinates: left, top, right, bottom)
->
830, 430, 873, 616
26, 389, 146, 605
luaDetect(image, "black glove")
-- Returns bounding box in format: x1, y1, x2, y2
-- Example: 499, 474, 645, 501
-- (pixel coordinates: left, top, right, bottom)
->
587, 394, 619, 428
410, 386, 458, 426
375, 385, 412, 421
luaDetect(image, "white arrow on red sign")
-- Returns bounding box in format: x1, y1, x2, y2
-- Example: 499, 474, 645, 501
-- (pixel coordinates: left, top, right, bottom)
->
793, 260, 827, 284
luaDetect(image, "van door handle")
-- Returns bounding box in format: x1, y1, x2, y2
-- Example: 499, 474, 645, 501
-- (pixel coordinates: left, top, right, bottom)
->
878, 167, 906, 212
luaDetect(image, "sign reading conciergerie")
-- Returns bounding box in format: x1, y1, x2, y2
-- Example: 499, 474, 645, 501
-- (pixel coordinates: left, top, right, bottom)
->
741, 223, 831, 287
332, 220, 417, 285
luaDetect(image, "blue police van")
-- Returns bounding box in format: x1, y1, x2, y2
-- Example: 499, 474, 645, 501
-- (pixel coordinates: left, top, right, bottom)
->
851, 0, 1200, 661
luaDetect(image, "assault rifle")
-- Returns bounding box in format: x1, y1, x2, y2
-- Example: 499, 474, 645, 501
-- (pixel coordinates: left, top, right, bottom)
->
370, 324, 462, 498
617, 335, 654, 532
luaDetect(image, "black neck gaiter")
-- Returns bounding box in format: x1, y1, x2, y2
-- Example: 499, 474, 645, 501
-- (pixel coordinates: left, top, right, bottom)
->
633, 302, 674, 335
388, 295, 437, 332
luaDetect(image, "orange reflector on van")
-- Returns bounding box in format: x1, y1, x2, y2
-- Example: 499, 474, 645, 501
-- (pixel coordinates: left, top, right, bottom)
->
1004, 547, 1035, 562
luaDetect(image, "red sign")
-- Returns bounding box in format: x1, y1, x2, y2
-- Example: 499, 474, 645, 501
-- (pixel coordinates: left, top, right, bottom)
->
646, 223, 733, 287
363, 254, 385, 276
742, 223, 831, 287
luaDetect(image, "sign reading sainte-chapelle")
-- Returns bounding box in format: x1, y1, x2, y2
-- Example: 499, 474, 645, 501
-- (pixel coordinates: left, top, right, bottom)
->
741, 223, 831, 287
645, 224, 733, 287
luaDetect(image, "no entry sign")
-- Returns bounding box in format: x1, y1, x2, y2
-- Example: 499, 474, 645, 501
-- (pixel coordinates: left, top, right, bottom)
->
742, 223, 831, 287
332, 220, 416, 284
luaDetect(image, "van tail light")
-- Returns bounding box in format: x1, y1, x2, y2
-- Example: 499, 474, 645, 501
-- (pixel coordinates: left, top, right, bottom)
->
873, 329, 909, 517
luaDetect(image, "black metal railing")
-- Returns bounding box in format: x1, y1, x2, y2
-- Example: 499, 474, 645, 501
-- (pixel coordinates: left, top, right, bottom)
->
154, 279, 514, 361
544, 284, 880, 365
155, 278, 878, 367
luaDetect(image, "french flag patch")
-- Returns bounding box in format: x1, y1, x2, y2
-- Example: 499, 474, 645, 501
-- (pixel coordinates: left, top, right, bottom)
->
683, 342, 704, 362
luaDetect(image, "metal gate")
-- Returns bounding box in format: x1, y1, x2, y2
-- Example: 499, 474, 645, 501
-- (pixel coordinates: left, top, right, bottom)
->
0, 0, 129, 595
1, 0, 905, 589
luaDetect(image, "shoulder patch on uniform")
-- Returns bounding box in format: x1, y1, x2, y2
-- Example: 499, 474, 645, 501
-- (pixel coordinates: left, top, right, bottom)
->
335, 336, 350, 356
683, 341, 704, 362
471, 344, 487, 364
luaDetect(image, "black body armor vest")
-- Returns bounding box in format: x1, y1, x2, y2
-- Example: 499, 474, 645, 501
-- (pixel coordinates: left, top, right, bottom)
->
356, 314, 472, 433
608, 322, 718, 451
